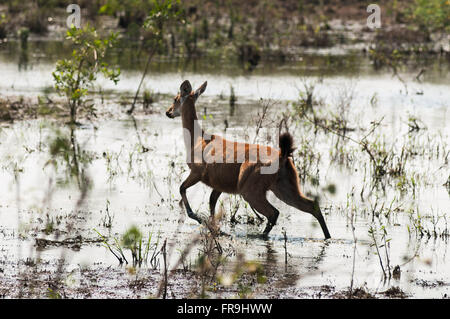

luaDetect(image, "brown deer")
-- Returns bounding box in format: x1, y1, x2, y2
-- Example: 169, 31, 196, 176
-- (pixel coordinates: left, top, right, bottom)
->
165, 80, 331, 239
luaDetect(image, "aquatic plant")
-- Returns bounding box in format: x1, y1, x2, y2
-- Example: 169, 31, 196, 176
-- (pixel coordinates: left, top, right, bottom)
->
368, 224, 392, 279
95, 226, 162, 268
142, 89, 154, 110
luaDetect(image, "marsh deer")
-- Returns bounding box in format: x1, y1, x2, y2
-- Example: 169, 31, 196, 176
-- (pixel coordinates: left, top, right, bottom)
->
165, 80, 331, 239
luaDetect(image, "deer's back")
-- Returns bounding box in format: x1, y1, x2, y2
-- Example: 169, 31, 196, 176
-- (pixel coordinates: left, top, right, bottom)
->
193, 136, 280, 194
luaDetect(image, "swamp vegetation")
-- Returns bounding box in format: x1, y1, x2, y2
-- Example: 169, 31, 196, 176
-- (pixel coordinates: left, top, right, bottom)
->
0, 0, 449, 299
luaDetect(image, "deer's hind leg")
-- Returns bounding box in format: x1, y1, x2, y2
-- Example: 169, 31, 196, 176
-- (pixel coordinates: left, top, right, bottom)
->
271, 181, 331, 239
241, 191, 280, 237
180, 173, 202, 224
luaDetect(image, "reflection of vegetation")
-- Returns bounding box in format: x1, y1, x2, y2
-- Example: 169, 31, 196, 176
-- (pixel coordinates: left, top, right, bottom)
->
17, 120, 96, 297
52, 26, 120, 124
369, 224, 392, 280
369, 43, 404, 71
229, 85, 237, 115
46, 126, 94, 189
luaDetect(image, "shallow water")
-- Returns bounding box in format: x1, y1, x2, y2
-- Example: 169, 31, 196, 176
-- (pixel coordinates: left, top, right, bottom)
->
0, 40, 449, 298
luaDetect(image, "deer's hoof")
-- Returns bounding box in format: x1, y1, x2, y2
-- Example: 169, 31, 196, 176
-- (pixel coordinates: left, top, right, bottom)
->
262, 222, 274, 236
187, 211, 203, 224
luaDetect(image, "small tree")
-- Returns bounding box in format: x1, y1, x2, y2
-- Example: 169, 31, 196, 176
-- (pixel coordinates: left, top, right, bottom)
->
127, 0, 182, 114
53, 26, 120, 124
406, 0, 450, 35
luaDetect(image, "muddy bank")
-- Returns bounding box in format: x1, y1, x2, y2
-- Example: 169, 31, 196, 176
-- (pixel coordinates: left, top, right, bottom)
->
0, 0, 448, 65
0, 96, 64, 123
0, 94, 162, 123
0, 247, 431, 299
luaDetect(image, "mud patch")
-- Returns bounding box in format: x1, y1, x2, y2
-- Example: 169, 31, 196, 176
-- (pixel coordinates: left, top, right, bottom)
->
381, 286, 408, 299
413, 279, 449, 288
35, 235, 103, 251
0, 96, 66, 122
331, 287, 376, 299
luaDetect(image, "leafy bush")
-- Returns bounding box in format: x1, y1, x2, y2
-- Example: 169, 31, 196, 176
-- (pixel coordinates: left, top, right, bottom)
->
405, 0, 450, 34
52, 26, 120, 124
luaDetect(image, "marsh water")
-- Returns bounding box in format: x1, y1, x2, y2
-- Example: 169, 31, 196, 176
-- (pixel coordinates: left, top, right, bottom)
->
1, 40, 449, 298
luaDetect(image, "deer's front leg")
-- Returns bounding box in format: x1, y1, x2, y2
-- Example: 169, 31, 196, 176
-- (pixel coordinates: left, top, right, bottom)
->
180, 173, 202, 224
209, 190, 222, 217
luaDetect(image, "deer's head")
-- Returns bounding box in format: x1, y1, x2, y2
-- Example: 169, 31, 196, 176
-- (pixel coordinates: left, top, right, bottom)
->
166, 80, 207, 118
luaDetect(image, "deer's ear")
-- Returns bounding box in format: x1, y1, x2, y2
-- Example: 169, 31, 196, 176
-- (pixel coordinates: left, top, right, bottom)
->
180, 80, 192, 98
194, 81, 207, 101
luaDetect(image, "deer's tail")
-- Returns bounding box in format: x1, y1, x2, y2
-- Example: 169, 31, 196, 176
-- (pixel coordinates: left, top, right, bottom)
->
279, 132, 295, 159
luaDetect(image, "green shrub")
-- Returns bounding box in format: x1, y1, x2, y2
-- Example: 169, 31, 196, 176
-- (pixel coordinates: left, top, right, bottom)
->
52, 26, 120, 124
405, 0, 450, 34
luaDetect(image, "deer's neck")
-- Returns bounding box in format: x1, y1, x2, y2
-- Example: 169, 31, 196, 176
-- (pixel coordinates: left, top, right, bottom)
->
181, 98, 205, 152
